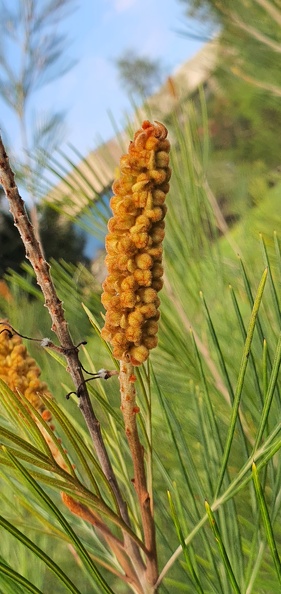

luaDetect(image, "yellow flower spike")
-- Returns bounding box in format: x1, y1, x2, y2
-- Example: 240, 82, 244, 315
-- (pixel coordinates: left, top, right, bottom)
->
0, 321, 70, 472
0, 325, 51, 407
101, 120, 171, 365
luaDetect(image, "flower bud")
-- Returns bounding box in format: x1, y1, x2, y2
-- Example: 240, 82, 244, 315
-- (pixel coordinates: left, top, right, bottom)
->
101, 121, 170, 365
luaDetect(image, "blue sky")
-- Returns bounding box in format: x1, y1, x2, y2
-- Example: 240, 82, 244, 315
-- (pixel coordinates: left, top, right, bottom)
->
1, 0, 204, 161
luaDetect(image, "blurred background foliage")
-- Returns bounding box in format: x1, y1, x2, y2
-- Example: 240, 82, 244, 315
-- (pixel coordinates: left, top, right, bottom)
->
0, 0, 280, 593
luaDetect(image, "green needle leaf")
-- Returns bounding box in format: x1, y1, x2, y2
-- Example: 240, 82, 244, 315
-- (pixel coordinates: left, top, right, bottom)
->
215, 267, 268, 497
0, 514, 80, 594
252, 462, 281, 584
205, 500, 241, 594
0, 561, 44, 594
168, 491, 204, 594
254, 331, 281, 452
3, 447, 115, 594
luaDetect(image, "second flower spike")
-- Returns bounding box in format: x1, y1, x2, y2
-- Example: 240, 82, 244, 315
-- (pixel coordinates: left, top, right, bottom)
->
101, 120, 171, 365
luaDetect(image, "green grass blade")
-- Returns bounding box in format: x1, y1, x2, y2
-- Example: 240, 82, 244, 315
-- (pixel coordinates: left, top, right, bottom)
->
252, 462, 281, 583
0, 561, 44, 594
244, 541, 265, 594
200, 291, 235, 403
3, 448, 115, 594
191, 329, 247, 584
205, 501, 241, 594
16, 387, 75, 477
168, 491, 204, 594
263, 339, 268, 397
229, 284, 263, 407
193, 388, 218, 497
215, 268, 268, 497
0, 424, 51, 464
151, 366, 205, 518
254, 331, 281, 452
0, 380, 52, 456
259, 234, 281, 324
190, 330, 222, 454
0, 514, 81, 594
39, 393, 104, 497
200, 288, 252, 478
274, 231, 281, 278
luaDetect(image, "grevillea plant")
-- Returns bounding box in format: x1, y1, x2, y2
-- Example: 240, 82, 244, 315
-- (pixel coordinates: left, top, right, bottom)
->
0, 114, 280, 594
0, 122, 171, 594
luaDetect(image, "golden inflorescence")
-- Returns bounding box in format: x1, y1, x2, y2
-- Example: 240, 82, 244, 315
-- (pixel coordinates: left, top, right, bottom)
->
0, 322, 52, 420
101, 120, 171, 365
0, 322, 70, 470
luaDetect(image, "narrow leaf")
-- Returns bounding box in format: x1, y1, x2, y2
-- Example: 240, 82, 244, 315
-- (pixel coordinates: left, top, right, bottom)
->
0, 514, 81, 594
205, 500, 241, 594
3, 447, 116, 594
259, 234, 281, 324
168, 491, 204, 594
254, 331, 281, 452
215, 268, 268, 496
252, 462, 281, 583
0, 561, 44, 594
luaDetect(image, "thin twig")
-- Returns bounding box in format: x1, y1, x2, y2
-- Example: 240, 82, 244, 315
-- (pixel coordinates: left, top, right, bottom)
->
0, 134, 146, 586
61, 493, 143, 593
256, 0, 281, 27
229, 10, 281, 54
119, 361, 158, 588
231, 66, 281, 98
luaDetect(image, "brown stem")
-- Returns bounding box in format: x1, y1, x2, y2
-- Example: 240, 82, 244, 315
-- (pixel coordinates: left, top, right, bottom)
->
119, 361, 158, 588
0, 134, 145, 584
61, 493, 143, 594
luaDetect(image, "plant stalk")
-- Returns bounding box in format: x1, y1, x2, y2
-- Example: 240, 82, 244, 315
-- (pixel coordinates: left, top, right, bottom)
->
119, 361, 158, 589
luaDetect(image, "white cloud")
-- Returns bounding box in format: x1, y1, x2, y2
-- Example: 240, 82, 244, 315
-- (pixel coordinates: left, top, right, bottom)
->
111, 0, 138, 13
